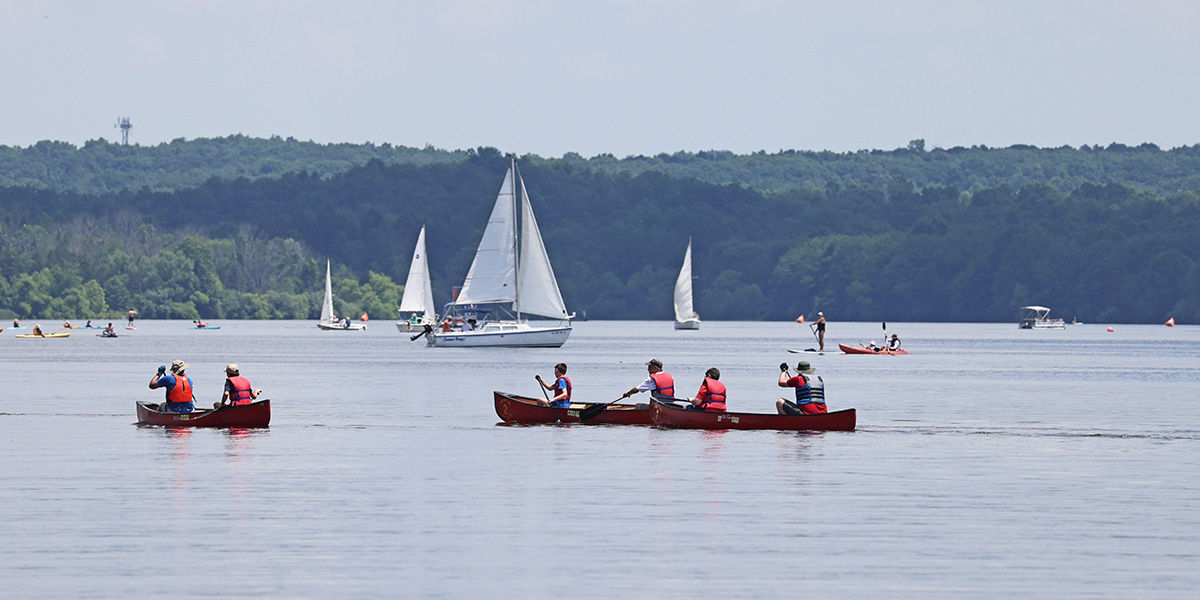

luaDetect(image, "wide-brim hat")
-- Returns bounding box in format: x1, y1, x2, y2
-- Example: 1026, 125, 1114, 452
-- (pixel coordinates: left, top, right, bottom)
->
170, 359, 189, 373
796, 361, 815, 374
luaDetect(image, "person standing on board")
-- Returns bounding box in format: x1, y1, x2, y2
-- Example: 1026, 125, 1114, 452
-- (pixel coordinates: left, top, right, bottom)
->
776, 361, 826, 415
149, 359, 195, 414
619, 358, 676, 403
214, 363, 263, 409
687, 367, 727, 412
815, 312, 826, 352
535, 363, 572, 408
127, 309, 137, 327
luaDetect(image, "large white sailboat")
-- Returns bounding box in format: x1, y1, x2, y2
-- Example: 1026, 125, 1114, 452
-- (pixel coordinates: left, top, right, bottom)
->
673, 238, 701, 330
317, 260, 366, 331
395, 225, 437, 333
428, 159, 572, 347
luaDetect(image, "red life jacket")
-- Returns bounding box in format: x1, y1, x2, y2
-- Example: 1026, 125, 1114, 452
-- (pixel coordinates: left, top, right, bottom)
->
697, 377, 726, 412
166, 375, 193, 404
556, 376, 572, 401
227, 375, 254, 406
650, 372, 675, 398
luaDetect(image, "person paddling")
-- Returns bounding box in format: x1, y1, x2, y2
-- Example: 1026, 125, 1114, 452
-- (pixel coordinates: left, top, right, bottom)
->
102, 322, 116, 337
149, 359, 195, 414
534, 363, 572, 408
687, 367, 727, 412
619, 358, 676, 404
777, 361, 826, 415
214, 363, 263, 409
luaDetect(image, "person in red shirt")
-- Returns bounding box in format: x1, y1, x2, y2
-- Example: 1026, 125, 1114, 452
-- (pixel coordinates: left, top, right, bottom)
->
688, 367, 727, 412
777, 361, 827, 415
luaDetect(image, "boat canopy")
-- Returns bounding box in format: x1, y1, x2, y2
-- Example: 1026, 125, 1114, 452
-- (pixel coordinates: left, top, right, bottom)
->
1020, 305, 1051, 312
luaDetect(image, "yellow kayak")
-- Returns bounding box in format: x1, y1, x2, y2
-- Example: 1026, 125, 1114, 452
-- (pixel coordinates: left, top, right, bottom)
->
16, 332, 71, 338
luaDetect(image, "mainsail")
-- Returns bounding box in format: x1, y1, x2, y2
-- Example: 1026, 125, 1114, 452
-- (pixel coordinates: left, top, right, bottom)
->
398, 225, 436, 319
455, 168, 517, 306
674, 239, 698, 323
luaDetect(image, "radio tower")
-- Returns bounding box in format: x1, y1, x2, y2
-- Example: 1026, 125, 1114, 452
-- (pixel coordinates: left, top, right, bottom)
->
115, 117, 132, 145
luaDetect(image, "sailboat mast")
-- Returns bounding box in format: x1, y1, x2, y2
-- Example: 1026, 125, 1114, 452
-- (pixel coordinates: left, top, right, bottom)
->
512, 157, 521, 321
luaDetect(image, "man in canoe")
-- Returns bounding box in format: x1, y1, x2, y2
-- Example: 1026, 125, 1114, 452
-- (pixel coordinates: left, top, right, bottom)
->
534, 363, 572, 408
618, 358, 676, 403
687, 367, 727, 412
149, 359, 195, 413
214, 363, 263, 409
777, 361, 826, 415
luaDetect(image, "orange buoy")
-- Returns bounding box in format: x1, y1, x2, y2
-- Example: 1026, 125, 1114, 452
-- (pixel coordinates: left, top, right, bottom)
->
795, 315, 805, 323
1165, 317, 1175, 327
1106, 327, 1114, 332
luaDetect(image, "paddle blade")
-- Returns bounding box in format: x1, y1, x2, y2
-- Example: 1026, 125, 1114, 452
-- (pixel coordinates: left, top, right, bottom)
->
578, 403, 607, 422
882, 322, 887, 330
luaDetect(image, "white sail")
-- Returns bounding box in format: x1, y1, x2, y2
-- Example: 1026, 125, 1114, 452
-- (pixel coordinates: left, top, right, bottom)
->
320, 260, 335, 323
515, 175, 569, 319
674, 239, 699, 324
455, 167, 517, 306
398, 225, 435, 319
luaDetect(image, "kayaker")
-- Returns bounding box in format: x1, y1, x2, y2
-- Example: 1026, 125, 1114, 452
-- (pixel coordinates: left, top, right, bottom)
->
619, 358, 676, 403
214, 363, 263, 409
534, 363, 572, 407
149, 359, 195, 414
62, 320, 73, 329
887, 334, 901, 351
687, 367, 727, 412
33, 324, 45, 337
815, 312, 826, 353
776, 361, 826, 415
103, 322, 116, 337
85, 320, 93, 328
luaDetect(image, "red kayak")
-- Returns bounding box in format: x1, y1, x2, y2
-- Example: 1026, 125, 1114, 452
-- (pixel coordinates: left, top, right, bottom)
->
494, 391, 651, 425
650, 399, 855, 431
136, 400, 271, 428
839, 343, 909, 355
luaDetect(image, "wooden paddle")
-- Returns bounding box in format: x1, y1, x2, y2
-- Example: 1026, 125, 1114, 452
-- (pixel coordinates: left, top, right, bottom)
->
578, 397, 626, 422
538, 376, 561, 423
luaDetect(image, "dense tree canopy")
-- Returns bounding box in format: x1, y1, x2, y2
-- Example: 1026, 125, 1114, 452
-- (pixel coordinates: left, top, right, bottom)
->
1, 138, 1197, 323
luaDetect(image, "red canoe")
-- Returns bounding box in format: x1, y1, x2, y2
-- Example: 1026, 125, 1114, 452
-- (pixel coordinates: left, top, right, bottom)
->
649, 399, 855, 431
494, 391, 651, 425
838, 343, 909, 355
136, 400, 271, 428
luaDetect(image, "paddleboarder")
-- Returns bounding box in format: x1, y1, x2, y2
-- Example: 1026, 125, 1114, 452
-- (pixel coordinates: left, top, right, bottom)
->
619, 358, 676, 403
776, 361, 826, 415
149, 359, 195, 414
534, 363, 572, 408
127, 309, 137, 327
815, 312, 826, 352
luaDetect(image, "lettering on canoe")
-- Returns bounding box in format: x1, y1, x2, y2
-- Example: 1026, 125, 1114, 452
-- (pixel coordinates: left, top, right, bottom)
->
716, 415, 740, 424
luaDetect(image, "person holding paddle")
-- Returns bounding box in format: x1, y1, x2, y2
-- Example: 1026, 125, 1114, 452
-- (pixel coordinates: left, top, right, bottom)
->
534, 363, 572, 408
618, 358, 675, 404
815, 312, 826, 352
777, 361, 826, 415
687, 367, 727, 412
214, 363, 263, 409
149, 359, 195, 414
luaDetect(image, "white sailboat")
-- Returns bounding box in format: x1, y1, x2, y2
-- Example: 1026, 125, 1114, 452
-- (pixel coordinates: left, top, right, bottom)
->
395, 225, 437, 333
428, 159, 572, 347
317, 260, 366, 331
673, 238, 701, 330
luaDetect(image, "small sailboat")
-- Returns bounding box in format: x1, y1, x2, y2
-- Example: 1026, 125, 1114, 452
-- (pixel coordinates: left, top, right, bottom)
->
396, 225, 438, 333
673, 238, 701, 330
317, 260, 366, 331
428, 159, 572, 347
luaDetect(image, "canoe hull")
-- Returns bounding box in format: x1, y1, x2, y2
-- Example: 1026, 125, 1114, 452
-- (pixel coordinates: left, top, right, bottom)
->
650, 399, 855, 431
136, 400, 271, 428
838, 343, 908, 355
493, 391, 650, 425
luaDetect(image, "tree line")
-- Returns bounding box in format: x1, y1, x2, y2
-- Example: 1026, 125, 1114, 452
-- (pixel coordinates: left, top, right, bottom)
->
1, 141, 1197, 323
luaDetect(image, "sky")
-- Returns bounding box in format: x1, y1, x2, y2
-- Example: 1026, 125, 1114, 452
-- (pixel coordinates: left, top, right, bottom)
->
2, 0, 1199, 157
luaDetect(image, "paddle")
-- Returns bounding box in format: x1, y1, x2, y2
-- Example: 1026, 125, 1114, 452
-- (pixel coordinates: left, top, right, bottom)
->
538, 376, 561, 423
579, 397, 627, 422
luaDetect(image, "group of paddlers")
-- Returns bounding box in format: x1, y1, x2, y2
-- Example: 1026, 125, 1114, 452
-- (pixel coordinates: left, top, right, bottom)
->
148, 360, 264, 414
534, 357, 827, 415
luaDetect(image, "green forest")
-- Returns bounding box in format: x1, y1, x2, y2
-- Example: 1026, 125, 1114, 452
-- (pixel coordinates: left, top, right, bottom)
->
1, 138, 1198, 323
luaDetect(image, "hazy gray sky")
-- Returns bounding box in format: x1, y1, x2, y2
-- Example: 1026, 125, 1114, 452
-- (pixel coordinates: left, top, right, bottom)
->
2, 0, 1198, 156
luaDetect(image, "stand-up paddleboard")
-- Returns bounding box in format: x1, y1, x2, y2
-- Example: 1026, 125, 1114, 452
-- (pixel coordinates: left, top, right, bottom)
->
787, 348, 824, 354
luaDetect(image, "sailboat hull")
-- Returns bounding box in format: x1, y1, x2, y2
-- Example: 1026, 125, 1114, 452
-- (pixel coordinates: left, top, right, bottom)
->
428, 323, 571, 347
674, 319, 701, 330
395, 319, 435, 333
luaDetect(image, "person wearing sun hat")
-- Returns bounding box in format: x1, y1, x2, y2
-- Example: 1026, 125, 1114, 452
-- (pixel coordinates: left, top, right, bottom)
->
148, 359, 195, 413
777, 360, 826, 415
214, 363, 264, 409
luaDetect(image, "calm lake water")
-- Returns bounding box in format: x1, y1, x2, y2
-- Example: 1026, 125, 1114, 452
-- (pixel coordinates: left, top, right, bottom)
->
1, 320, 1197, 598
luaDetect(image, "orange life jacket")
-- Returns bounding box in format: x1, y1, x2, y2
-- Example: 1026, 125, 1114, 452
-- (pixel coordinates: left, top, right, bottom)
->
227, 375, 254, 406
166, 375, 193, 404
650, 372, 675, 398
556, 376, 572, 401
697, 377, 726, 412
